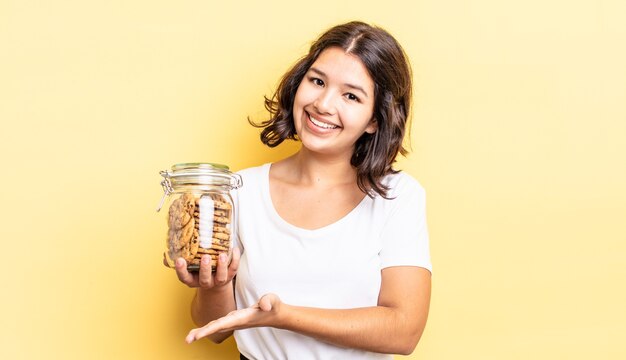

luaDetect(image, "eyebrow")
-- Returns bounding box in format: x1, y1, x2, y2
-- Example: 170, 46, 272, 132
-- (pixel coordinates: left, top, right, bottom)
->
309, 67, 369, 98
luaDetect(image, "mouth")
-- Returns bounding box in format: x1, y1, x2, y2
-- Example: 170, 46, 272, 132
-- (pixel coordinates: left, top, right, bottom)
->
307, 112, 340, 130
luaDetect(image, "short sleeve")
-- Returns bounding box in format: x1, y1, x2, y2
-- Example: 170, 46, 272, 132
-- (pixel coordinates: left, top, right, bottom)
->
230, 185, 244, 253
379, 179, 432, 272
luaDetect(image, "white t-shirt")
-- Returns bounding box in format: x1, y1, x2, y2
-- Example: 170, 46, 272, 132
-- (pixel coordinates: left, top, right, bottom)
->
232, 163, 431, 360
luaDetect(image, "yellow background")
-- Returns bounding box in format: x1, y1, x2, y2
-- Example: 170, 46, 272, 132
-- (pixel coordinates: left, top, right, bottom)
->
1, 0, 625, 359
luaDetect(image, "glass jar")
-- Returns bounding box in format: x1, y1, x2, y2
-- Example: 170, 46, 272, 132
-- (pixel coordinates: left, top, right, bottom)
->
157, 162, 242, 271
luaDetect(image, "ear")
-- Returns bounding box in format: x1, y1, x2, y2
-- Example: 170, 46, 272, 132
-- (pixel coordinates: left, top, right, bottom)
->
365, 118, 378, 134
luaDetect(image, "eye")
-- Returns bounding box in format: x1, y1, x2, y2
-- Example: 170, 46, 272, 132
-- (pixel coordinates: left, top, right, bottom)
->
345, 93, 360, 102
310, 77, 324, 87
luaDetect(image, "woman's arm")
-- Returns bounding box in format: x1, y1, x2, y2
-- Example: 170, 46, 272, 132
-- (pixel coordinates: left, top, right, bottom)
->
186, 266, 431, 355
279, 266, 431, 354
189, 286, 236, 343
174, 249, 240, 343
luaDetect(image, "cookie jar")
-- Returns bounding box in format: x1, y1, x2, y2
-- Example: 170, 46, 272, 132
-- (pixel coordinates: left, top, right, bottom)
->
157, 162, 242, 271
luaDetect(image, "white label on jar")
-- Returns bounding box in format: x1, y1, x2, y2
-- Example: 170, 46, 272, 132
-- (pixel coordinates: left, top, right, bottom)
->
198, 196, 214, 248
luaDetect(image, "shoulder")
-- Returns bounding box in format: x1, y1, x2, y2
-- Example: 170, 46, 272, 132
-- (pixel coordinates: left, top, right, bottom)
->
235, 163, 270, 184
231, 164, 270, 203
380, 171, 426, 200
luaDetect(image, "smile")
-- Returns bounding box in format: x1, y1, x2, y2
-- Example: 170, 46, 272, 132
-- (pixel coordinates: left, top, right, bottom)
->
308, 114, 339, 130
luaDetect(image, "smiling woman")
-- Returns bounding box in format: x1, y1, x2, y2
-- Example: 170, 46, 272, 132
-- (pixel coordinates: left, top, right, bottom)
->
292, 47, 378, 161
251, 21, 413, 199
170, 21, 431, 360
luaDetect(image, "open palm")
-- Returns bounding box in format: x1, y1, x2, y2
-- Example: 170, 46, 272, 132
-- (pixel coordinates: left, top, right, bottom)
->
186, 293, 281, 343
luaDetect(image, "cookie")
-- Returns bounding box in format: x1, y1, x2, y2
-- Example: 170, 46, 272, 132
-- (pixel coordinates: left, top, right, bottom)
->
213, 226, 230, 234
188, 230, 200, 259
166, 193, 200, 263
214, 209, 230, 217
166, 192, 233, 272
197, 248, 221, 255
189, 257, 217, 267
214, 200, 231, 210
180, 244, 194, 262
164, 251, 175, 268
169, 216, 195, 250
195, 254, 219, 260
212, 237, 229, 245
181, 218, 196, 245
168, 193, 195, 230
210, 243, 230, 251
213, 232, 230, 241
213, 215, 230, 224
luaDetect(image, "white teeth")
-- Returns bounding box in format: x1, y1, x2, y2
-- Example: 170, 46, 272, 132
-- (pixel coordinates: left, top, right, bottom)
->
309, 115, 338, 129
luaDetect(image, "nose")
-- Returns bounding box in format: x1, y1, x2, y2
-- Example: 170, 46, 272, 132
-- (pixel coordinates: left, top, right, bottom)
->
313, 89, 336, 115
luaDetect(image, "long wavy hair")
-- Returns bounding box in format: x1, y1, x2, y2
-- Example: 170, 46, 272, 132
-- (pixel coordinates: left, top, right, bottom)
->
250, 21, 412, 198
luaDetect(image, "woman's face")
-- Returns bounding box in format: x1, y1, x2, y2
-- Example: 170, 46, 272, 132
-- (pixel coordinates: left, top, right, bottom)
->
293, 47, 377, 158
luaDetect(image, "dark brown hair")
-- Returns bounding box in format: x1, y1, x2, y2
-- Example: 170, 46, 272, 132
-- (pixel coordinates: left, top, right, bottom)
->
251, 21, 412, 198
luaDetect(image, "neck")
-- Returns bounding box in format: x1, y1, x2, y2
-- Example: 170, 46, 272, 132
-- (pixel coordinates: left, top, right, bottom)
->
287, 147, 357, 186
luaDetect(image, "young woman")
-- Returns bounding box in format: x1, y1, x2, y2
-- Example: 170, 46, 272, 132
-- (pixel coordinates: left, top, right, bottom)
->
172, 21, 432, 359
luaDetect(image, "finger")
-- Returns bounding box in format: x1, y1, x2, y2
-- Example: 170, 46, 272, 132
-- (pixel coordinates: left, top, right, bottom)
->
186, 319, 224, 343
198, 255, 214, 288
175, 258, 196, 286
213, 252, 229, 287
186, 307, 259, 343
228, 247, 241, 278
186, 327, 202, 344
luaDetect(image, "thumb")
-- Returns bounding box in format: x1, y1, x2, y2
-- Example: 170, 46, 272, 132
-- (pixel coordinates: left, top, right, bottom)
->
258, 293, 279, 312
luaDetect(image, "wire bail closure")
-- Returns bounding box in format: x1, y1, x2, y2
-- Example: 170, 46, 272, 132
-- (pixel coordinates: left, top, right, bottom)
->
156, 170, 173, 212
156, 165, 242, 212
230, 173, 243, 190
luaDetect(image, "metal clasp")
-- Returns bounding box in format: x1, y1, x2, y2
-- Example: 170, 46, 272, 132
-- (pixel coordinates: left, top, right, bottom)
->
156, 170, 173, 212
230, 173, 243, 189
